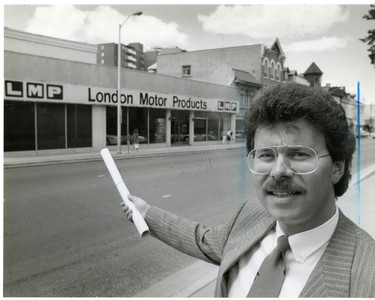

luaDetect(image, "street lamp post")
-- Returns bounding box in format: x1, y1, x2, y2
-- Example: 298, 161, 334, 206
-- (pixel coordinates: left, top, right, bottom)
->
117, 11, 142, 154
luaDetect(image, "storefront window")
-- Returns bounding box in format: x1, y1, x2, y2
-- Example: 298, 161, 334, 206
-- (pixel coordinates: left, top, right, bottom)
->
5, 101, 93, 151
4, 101, 35, 151
37, 103, 65, 150
207, 112, 220, 141
106, 107, 166, 145
194, 111, 207, 142
171, 110, 190, 144
106, 106, 127, 145
149, 108, 166, 143
129, 107, 148, 144
193, 112, 221, 142
67, 104, 92, 148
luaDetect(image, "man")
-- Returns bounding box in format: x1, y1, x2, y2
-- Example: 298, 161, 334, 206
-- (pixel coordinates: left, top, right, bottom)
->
123, 82, 375, 297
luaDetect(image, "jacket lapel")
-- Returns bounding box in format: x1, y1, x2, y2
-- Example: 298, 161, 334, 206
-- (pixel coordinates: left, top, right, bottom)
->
299, 210, 356, 297
215, 201, 275, 296
220, 217, 275, 275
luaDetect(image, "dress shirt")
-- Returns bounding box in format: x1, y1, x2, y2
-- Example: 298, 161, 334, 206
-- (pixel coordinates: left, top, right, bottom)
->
227, 207, 339, 297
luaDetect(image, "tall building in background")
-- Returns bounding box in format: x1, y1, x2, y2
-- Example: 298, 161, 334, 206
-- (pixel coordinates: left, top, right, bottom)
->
97, 42, 145, 70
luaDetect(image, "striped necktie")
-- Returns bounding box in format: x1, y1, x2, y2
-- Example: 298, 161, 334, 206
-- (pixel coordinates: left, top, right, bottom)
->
247, 235, 290, 297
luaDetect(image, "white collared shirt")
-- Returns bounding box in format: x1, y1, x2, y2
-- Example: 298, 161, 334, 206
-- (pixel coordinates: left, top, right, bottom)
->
227, 208, 339, 297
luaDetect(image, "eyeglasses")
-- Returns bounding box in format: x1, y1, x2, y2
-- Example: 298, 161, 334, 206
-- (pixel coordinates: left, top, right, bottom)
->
247, 145, 330, 175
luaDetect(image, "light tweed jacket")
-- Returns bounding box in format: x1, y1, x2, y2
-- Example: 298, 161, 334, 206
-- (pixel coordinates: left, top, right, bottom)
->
145, 200, 375, 297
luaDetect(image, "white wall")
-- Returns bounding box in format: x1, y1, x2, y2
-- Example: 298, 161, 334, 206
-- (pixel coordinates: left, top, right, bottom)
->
4, 27, 97, 64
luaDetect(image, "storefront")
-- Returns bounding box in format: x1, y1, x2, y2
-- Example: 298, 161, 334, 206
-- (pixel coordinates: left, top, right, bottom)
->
4, 63, 239, 153
4, 29, 241, 155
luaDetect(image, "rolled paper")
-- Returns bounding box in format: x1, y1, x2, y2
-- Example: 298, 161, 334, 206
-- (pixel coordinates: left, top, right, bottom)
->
100, 148, 149, 237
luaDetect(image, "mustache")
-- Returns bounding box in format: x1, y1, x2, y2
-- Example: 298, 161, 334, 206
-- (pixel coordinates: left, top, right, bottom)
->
264, 178, 306, 193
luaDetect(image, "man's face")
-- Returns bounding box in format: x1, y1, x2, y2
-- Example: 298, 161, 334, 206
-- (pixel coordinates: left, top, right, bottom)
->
252, 119, 341, 235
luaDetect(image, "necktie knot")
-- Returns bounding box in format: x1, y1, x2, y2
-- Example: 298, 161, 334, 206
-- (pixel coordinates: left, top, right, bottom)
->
276, 235, 290, 254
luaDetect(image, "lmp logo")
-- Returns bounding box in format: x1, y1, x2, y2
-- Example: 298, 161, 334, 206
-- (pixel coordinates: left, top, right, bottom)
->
5, 80, 63, 100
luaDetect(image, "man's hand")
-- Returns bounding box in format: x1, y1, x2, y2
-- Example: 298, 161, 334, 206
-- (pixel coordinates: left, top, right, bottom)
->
121, 194, 150, 221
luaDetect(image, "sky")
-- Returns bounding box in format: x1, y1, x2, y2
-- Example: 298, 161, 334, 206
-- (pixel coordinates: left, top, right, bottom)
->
3, 2, 375, 104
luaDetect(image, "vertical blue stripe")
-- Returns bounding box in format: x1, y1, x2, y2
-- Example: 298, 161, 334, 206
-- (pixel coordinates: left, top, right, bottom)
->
356, 81, 361, 225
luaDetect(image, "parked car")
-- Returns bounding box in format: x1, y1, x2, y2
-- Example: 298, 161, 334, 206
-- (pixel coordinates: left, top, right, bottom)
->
235, 130, 245, 138
371, 132, 375, 139
171, 134, 215, 142
196, 134, 218, 141
357, 129, 370, 138
106, 134, 147, 145
106, 134, 127, 145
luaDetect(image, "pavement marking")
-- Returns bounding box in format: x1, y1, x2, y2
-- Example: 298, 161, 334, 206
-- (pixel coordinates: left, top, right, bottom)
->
162, 194, 172, 198
97, 174, 105, 178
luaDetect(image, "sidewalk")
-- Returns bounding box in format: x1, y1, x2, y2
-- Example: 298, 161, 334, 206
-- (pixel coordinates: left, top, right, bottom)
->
3, 141, 245, 168
135, 164, 375, 298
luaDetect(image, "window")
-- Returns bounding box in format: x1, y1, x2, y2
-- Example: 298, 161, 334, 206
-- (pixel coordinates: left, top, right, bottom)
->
101, 60, 104, 64
270, 61, 275, 80
263, 59, 269, 78
245, 90, 250, 108
67, 104, 92, 148
101, 52, 104, 57
240, 89, 245, 107
276, 63, 282, 81
37, 102, 65, 150
4, 101, 92, 151
4, 101, 35, 151
182, 65, 191, 77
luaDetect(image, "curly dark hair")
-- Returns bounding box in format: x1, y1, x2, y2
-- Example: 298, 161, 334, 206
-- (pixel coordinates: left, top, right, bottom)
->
244, 82, 356, 197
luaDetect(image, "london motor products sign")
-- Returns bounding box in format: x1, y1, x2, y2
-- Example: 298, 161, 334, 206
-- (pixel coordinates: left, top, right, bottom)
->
5, 79, 239, 113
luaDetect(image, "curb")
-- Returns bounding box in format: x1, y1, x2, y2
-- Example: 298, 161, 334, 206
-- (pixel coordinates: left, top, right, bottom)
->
134, 260, 218, 297
4, 143, 246, 169
349, 163, 375, 187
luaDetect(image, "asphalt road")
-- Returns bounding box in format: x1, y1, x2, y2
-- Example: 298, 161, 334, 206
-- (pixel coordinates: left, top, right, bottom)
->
3, 139, 375, 297
3, 147, 253, 296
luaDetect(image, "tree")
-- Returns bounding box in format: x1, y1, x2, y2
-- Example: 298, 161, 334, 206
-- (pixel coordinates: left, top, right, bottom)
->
360, 5, 375, 66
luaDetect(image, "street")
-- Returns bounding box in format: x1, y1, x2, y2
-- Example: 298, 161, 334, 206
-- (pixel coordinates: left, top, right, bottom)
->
3, 139, 375, 296
4, 147, 253, 296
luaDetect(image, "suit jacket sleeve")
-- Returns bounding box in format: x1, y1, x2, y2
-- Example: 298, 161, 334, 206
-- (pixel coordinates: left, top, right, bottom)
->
144, 205, 244, 265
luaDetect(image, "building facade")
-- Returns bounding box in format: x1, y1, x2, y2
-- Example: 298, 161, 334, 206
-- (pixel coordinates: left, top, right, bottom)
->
156, 39, 289, 130
4, 27, 97, 64
97, 42, 145, 70
303, 62, 323, 88
4, 28, 239, 154
324, 85, 365, 131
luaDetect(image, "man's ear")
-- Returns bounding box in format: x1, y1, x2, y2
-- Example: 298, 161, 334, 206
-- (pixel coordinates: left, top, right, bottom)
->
332, 160, 345, 184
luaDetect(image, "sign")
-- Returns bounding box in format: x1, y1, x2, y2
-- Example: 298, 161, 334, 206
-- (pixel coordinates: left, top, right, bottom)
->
5, 80, 63, 100
4, 79, 239, 113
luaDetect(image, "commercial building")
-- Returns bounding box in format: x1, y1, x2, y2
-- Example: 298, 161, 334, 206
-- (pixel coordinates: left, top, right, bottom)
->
324, 85, 365, 131
6, 26, 357, 156
156, 39, 288, 129
97, 42, 146, 70
4, 27, 239, 155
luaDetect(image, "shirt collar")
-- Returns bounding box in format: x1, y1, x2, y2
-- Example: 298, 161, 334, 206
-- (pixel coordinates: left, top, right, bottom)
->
276, 207, 339, 263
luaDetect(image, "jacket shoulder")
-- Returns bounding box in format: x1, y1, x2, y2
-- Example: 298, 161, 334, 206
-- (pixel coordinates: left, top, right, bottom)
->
341, 213, 375, 297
